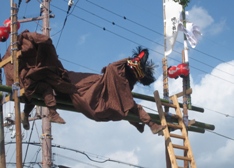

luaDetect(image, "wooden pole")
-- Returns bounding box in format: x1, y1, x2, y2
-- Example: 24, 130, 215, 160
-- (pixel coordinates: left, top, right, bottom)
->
162, 0, 171, 167
181, 3, 190, 168
10, 1, 22, 168
0, 53, 6, 168
41, 1, 52, 168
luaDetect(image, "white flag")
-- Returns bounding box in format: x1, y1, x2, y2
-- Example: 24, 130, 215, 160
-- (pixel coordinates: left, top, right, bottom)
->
164, 0, 182, 56
178, 22, 202, 48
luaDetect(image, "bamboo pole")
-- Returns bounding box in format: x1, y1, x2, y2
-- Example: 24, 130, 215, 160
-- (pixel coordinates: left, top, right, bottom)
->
132, 92, 204, 113
0, 85, 215, 131
0, 85, 205, 112
162, 0, 171, 165
4, 96, 208, 134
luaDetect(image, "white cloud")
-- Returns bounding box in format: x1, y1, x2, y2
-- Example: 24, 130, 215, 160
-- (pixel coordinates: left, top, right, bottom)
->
188, 6, 214, 30
3, 61, 234, 168
188, 5, 226, 36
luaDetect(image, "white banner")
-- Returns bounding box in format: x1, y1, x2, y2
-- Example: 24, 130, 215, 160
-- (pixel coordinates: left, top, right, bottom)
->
163, 0, 182, 56
178, 21, 202, 48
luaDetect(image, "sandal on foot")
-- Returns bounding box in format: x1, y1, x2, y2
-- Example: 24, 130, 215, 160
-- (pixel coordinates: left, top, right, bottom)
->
48, 113, 66, 124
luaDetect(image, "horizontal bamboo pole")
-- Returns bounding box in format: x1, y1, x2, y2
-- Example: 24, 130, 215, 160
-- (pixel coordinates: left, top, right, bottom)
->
132, 92, 204, 113
30, 98, 210, 133
0, 85, 204, 112
22, 98, 205, 134
0, 85, 213, 132
125, 113, 205, 133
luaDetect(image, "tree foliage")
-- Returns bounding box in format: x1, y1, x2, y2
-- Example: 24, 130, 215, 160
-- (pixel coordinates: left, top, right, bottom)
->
173, 0, 190, 7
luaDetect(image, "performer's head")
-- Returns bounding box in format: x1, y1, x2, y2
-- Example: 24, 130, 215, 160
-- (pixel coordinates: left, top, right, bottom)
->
127, 46, 156, 86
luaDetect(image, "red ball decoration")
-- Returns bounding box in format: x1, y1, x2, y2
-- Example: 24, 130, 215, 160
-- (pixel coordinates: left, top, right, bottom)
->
3, 18, 20, 32
167, 65, 179, 79
0, 26, 10, 42
177, 63, 190, 78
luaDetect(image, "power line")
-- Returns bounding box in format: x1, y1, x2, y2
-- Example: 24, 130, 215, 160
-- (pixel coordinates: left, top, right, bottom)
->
78, 1, 234, 78
141, 105, 234, 141
23, 109, 38, 167
54, 153, 103, 168
206, 130, 234, 141
86, 0, 234, 69
50, 2, 234, 119
5, 141, 146, 168
55, 0, 80, 49
51, 2, 234, 86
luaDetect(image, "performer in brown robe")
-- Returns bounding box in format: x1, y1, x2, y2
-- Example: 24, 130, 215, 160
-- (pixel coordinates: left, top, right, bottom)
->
67, 47, 166, 134
2, 30, 76, 130
2, 30, 165, 134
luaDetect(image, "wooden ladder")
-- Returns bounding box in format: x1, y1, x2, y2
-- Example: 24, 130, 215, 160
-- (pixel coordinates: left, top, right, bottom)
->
154, 90, 196, 168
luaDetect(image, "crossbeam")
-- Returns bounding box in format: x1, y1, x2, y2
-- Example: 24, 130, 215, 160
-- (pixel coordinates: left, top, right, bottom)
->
0, 85, 214, 133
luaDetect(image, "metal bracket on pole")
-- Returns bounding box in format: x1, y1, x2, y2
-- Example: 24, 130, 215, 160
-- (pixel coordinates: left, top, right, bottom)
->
12, 83, 20, 97
183, 115, 189, 127
41, 133, 53, 140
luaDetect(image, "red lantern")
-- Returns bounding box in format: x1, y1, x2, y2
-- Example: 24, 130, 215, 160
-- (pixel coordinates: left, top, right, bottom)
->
177, 63, 190, 78
3, 18, 20, 32
0, 26, 10, 42
167, 66, 179, 79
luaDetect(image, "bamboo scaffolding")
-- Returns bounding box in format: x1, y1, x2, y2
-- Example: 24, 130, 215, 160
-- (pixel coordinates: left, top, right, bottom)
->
0, 85, 214, 133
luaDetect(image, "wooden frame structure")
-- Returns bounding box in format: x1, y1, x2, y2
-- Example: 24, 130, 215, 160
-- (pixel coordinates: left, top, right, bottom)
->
0, 1, 215, 168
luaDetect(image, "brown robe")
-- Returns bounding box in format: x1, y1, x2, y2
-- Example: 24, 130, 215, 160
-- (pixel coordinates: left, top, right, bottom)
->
68, 58, 135, 121
2, 30, 152, 132
2, 30, 76, 103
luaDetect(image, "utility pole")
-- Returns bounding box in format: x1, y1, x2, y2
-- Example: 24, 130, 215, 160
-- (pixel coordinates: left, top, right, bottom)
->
10, 1, 23, 168
41, 1, 52, 168
0, 53, 6, 168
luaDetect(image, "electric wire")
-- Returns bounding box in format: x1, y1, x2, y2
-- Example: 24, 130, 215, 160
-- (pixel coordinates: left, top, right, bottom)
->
44, 2, 234, 119
77, 2, 234, 78
72, 3, 234, 81
51, 144, 145, 167
5, 141, 146, 168
54, 153, 103, 168
30, 148, 41, 168
18, 0, 22, 10
58, 3, 234, 117
2, 1, 234, 166
51, 3, 234, 86
141, 105, 234, 141
23, 108, 37, 167
55, 0, 79, 49
203, 107, 234, 118
59, 57, 99, 73
86, 0, 234, 69
206, 129, 234, 141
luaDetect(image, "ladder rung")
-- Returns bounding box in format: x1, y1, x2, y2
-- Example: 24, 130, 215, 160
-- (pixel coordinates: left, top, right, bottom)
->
175, 155, 191, 161
161, 102, 177, 108
170, 133, 185, 139
167, 123, 182, 129
172, 144, 188, 150
165, 112, 180, 119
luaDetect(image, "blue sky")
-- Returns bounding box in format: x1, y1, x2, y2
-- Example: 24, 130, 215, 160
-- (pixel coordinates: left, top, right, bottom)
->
1, 0, 234, 168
